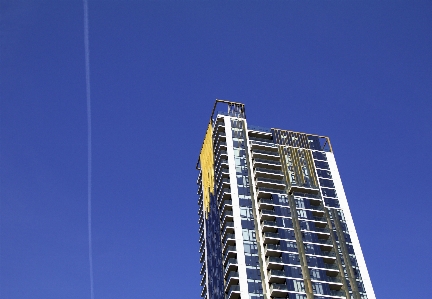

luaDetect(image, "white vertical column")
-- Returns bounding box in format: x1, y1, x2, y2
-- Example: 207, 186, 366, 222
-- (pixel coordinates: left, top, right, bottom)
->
225, 116, 249, 298
326, 152, 376, 299
242, 120, 271, 299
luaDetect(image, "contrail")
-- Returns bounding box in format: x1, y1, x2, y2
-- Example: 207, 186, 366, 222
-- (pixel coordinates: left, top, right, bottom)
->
83, 0, 94, 298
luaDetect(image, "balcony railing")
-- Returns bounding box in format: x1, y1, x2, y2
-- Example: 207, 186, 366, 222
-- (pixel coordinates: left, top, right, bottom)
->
303, 238, 332, 245
268, 269, 286, 277
269, 283, 289, 297
222, 222, 234, 239
252, 149, 279, 157
270, 283, 288, 291
262, 220, 278, 227
255, 167, 283, 175
329, 289, 346, 297
224, 258, 238, 274
296, 203, 324, 211
306, 226, 330, 233
218, 188, 231, 200
254, 158, 281, 166
200, 273, 206, 286
221, 210, 233, 223
256, 177, 286, 185
249, 137, 275, 144
267, 256, 283, 264
223, 246, 236, 263
316, 250, 336, 257
326, 276, 342, 283
200, 284, 206, 297
226, 271, 239, 282
216, 141, 227, 148
266, 244, 282, 251
248, 125, 272, 133
258, 198, 274, 205
310, 262, 339, 270
257, 187, 286, 195
223, 233, 236, 245
220, 200, 233, 212
264, 232, 281, 239
226, 285, 240, 299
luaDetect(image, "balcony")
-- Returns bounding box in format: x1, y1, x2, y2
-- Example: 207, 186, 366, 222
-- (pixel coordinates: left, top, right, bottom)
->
249, 135, 275, 145
215, 159, 229, 173
302, 226, 330, 234
266, 256, 284, 270
259, 209, 276, 221
248, 125, 272, 133
264, 244, 283, 257
199, 230, 204, 243
226, 285, 240, 299
263, 232, 282, 244
258, 198, 275, 210
269, 283, 289, 298
215, 132, 226, 140
288, 183, 320, 195
326, 275, 343, 284
200, 284, 207, 298
252, 149, 280, 159
223, 233, 236, 246
223, 246, 236, 264
218, 150, 228, 158
253, 158, 282, 170
224, 271, 239, 292
218, 188, 231, 201
317, 249, 336, 258
200, 261, 205, 275
220, 168, 229, 177
199, 240, 205, 253
308, 262, 339, 271
224, 258, 238, 276
222, 222, 234, 239
257, 187, 287, 197
268, 269, 287, 283
200, 272, 206, 286
221, 210, 233, 225
214, 119, 225, 130
329, 289, 346, 297
198, 220, 204, 234
219, 177, 230, 186
296, 202, 324, 211
200, 250, 205, 263
303, 215, 327, 223
303, 238, 332, 246
261, 220, 279, 232
254, 167, 283, 179
216, 141, 227, 150
220, 199, 233, 213
313, 216, 328, 224
256, 177, 286, 190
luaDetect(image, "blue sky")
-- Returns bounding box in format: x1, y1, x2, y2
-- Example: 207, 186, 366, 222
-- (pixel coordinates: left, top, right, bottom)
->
1, 1, 431, 298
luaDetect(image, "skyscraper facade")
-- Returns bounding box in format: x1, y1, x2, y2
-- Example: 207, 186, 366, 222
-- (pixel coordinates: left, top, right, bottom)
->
197, 100, 375, 299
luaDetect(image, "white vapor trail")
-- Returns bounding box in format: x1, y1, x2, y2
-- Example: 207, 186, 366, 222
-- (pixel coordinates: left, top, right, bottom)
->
83, 0, 94, 299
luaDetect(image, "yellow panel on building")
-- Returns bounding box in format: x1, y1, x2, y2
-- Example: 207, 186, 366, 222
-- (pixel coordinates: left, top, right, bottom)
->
199, 123, 215, 218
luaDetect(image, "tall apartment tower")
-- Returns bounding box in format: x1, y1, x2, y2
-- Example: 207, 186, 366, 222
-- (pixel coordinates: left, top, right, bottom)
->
197, 100, 375, 299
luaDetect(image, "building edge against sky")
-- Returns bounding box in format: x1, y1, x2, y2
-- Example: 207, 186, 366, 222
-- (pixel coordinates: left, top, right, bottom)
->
197, 100, 375, 299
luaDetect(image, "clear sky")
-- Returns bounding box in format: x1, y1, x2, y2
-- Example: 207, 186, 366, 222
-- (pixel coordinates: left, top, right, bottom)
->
1, 1, 431, 298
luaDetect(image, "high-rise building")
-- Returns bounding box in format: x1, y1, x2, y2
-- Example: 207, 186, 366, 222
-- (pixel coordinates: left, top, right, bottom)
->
197, 100, 375, 299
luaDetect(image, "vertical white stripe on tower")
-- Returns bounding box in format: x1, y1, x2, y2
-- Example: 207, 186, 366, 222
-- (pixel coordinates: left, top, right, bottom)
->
225, 116, 249, 298
326, 152, 376, 299
242, 120, 271, 299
